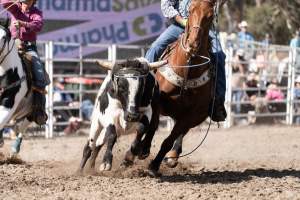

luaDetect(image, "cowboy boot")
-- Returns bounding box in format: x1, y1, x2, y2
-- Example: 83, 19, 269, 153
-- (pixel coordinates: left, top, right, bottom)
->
31, 89, 48, 125
210, 97, 227, 122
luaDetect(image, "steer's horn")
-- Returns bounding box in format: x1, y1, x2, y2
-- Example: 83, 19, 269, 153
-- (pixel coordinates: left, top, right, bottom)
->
149, 60, 168, 70
95, 60, 114, 70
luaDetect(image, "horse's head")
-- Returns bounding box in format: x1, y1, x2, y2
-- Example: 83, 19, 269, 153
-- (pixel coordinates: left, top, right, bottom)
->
184, 0, 216, 55
96, 58, 167, 122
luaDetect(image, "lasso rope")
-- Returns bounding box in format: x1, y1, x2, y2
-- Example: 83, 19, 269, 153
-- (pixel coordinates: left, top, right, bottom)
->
0, 0, 19, 16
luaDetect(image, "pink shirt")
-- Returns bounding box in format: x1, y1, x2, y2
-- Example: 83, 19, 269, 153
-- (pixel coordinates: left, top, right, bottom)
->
1, 0, 43, 41
265, 89, 284, 101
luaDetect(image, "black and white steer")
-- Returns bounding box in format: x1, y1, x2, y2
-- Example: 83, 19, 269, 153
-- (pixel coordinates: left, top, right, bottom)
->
79, 58, 167, 171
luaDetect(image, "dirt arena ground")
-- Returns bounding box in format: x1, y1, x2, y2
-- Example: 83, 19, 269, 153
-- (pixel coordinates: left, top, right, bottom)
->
1, 125, 300, 199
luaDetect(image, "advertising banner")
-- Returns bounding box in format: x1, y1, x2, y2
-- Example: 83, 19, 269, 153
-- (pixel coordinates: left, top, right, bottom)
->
36, 0, 161, 20
38, 3, 166, 57
37, 0, 165, 57
1, 0, 166, 57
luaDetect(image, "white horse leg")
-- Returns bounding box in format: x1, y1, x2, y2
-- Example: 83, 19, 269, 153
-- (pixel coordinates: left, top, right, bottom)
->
0, 107, 15, 128
11, 118, 31, 155
0, 107, 17, 148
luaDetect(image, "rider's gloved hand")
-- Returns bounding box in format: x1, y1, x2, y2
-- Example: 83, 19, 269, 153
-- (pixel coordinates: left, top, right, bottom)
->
181, 19, 188, 27
13, 20, 27, 28
175, 15, 187, 27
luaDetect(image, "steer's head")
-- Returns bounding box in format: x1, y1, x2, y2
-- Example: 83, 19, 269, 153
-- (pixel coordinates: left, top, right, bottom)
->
96, 58, 167, 122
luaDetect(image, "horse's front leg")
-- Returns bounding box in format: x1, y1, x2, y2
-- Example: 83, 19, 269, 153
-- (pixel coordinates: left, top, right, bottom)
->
0, 107, 19, 148
164, 134, 184, 168
148, 121, 190, 177
11, 118, 31, 156
99, 124, 117, 171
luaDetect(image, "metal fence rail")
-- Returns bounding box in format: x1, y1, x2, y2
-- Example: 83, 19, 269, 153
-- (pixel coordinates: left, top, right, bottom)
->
37, 40, 300, 138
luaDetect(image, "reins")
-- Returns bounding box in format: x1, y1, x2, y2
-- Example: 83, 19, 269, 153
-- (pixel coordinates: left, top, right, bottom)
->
0, 1, 19, 16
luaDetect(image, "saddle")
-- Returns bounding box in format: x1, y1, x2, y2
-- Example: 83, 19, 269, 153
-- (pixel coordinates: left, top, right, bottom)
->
160, 40, 179, 61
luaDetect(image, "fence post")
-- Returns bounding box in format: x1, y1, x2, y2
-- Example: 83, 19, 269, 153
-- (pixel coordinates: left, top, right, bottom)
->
79, 45, 83, 119
108, 44, 117, 61
45, 41, 54, 138
286, 47, 296, 125
224, 47, 233, 128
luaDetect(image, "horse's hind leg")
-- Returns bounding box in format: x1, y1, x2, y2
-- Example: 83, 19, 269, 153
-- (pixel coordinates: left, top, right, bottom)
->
11, 118, 31, 155
164, 134, 183, 168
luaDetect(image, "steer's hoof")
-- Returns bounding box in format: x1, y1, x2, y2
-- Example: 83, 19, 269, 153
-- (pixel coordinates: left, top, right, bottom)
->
138, 150, 150, 160
99, 162, 112, 171
120, 159, 133, 168
164, 157, 178, 168
75, 169, 84, 176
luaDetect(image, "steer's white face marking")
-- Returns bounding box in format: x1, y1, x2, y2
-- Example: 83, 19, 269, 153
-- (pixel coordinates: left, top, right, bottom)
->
127, 77, 140, 110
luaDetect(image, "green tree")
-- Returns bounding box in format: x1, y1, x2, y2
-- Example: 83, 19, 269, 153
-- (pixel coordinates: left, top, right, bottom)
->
220, 0, 300, 45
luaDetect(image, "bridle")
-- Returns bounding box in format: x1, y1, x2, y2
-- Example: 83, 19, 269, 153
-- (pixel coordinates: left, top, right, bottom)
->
181, 0, 216, 58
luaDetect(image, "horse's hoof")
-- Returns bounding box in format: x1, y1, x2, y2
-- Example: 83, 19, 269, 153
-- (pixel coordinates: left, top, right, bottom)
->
99, 162, 112, 171
164, 157, 178, 168
147, 169, 161, 178
11, 137, 22, 154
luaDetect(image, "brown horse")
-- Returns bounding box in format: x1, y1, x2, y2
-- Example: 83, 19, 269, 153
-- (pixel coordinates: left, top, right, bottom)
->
140, 0, 218, 176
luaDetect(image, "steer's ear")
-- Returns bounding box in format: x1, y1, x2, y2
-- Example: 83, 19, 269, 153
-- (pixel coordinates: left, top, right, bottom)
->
149, 60, 168, 70
95, 60, 114, 70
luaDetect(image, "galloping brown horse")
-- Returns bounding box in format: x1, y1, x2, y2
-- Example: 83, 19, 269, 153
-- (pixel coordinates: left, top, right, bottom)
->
141, 0, 218, 176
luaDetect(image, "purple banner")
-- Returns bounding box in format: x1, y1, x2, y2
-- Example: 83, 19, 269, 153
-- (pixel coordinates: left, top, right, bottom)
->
36, 0, 161, 20
39, 4, 166, 57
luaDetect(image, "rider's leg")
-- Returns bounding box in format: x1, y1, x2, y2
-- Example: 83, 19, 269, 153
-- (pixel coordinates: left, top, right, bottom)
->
209, 30, 227, 122
145, 24, 184, 62
27, 50, 50, 125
